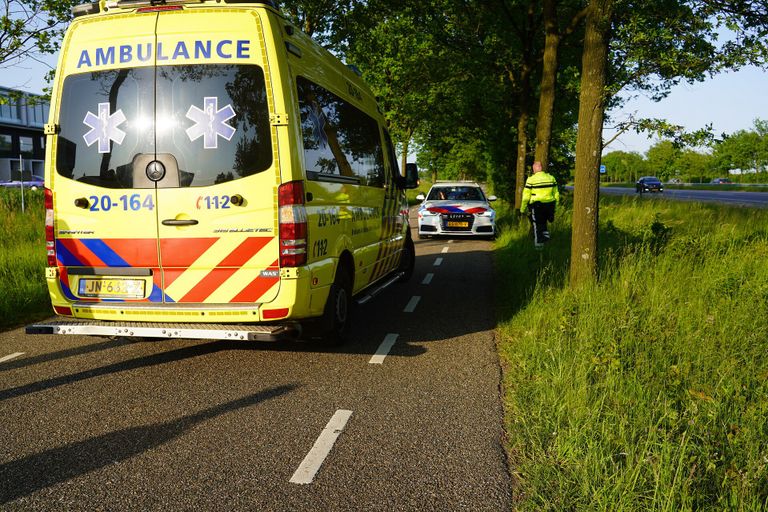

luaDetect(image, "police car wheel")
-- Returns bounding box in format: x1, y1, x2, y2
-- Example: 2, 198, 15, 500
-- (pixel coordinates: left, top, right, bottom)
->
321, 268, 352, 346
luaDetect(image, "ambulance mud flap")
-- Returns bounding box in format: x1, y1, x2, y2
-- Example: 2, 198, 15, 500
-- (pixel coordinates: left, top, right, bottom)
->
26, 319, 299, 342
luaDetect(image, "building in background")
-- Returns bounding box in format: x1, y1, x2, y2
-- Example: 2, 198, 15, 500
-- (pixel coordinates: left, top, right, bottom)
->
0, 86, 49, 182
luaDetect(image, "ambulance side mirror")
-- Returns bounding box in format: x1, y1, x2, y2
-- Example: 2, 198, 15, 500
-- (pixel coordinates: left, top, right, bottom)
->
400, 163, 419, 190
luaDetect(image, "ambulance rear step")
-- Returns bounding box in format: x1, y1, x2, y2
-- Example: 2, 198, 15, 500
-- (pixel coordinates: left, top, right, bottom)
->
26, 318, 298, 341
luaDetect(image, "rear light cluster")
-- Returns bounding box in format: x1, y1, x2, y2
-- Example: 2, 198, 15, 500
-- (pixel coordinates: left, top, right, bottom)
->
278, 180, 307, 267
45, 188, 56, 267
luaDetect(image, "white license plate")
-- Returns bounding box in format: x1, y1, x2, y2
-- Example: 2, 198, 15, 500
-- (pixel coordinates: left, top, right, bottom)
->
79, 278, 145, 298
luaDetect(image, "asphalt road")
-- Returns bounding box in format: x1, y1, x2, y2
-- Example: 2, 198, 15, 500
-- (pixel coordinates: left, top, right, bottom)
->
0, 212, 512, 511
600, 186, 768, 208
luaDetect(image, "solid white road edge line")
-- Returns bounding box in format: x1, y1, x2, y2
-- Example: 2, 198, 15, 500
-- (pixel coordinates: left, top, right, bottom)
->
290, 409, 353, 485
433, 257, 443, 266
404, 296, 421, 313
422, 273, 434, 285
441, 246, 449, 253
369, 333, 399, 364
0, 352, 24, 363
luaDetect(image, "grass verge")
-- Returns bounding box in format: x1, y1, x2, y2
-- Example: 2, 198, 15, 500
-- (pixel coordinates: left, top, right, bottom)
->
0, 188, 50, 330
496, 195, 768, 510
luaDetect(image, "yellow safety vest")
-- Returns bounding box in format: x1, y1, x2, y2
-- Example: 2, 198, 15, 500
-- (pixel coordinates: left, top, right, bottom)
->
521, 172, 559, 212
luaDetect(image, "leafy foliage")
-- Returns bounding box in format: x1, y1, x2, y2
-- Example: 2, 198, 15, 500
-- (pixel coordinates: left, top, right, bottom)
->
0, 0, 79, 83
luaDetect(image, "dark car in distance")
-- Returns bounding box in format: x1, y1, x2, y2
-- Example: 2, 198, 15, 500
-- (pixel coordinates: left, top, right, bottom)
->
636, 176, 664, 193
0, 175, 44, 190
710, 177, 733, 184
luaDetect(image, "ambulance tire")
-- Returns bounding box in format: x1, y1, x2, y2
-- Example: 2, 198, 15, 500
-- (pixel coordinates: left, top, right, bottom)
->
320, 267, 353, 346
398, 235, 415, 283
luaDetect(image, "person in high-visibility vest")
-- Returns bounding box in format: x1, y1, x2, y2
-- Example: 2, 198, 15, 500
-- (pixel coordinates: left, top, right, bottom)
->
520, 161, 560, 248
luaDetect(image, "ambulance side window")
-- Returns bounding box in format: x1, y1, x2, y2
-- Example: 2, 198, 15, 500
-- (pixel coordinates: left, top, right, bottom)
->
383, 129, 400, 187
297, 76, 384, 187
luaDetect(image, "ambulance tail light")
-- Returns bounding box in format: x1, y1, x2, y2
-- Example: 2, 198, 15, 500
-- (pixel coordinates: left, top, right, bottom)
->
45, 188, 56, 267
278, 181, 307, 267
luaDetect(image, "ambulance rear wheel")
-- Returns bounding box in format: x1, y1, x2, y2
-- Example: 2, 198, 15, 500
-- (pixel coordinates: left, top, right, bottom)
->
398, 235, 415, 283
321, 267, 352, 346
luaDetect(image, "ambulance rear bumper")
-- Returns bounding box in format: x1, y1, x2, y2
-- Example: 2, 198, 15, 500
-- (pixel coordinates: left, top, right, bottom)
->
26, 318, 299, 341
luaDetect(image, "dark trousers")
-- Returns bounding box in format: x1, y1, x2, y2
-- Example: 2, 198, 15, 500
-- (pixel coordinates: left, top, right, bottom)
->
529, 201, 556, 246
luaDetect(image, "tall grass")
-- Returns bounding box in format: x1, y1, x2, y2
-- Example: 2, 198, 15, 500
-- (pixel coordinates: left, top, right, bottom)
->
0, 188, 49, 330
496, 195, 768, 510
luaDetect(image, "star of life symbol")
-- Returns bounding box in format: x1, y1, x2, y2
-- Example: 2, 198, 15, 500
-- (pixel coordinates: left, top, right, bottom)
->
308, 103, 329, 148
185, 96, 236, 149
83, 103, 127, 154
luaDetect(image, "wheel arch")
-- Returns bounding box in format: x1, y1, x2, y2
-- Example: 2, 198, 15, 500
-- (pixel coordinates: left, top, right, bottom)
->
336, 249, 355, 289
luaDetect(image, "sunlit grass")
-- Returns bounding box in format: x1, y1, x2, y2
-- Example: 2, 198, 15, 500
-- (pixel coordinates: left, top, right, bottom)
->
0, 189, 49, 330
496, 195, 768, 510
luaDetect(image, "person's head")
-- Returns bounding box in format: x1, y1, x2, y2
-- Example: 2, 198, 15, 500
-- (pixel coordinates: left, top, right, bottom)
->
532, 161, 543, 173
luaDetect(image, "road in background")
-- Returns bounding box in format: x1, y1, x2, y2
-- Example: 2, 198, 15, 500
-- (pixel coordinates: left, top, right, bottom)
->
599, 186, 768, 208
0, 211, 512, 511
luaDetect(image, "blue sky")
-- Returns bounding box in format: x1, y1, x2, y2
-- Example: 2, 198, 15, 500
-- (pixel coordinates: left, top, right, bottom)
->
2, 53, 766, 158
603, 65, 768, 156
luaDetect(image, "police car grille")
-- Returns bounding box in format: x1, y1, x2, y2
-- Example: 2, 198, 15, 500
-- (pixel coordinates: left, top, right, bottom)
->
441, 213, 474, 231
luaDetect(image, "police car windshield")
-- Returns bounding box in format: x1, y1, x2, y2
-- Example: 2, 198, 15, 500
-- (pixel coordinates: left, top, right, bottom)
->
427, 186, 485, 201
55, 64, 272, 188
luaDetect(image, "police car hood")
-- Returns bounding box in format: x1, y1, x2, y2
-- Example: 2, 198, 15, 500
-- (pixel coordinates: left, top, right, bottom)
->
420, 200, 491, 215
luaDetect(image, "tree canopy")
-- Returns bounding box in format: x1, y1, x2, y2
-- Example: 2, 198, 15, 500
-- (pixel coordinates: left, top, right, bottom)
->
0, 0, 78, 70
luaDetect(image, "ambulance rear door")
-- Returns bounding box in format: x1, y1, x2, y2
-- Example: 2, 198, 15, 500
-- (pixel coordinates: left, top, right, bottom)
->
52, 15, 162, 304
152, 9, 281, 305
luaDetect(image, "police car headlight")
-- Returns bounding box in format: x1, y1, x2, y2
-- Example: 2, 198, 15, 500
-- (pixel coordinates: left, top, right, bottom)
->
477, 209, 495, 217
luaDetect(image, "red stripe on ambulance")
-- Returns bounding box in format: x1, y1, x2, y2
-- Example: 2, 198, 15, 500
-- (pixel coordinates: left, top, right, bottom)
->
177, 237, 275, 303
230, 260, 280, 303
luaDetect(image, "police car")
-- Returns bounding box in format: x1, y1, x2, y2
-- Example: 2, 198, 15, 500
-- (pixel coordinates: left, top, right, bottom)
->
416, 182, 497, 238
27, 0, 419, 345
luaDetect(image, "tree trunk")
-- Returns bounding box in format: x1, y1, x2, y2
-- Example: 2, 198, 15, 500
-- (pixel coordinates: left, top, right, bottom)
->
514, 96, 530, 210
534, 0, 560, 171
400, 134, 410, 178
570, 0, 613, 287
514, 3, 536, 211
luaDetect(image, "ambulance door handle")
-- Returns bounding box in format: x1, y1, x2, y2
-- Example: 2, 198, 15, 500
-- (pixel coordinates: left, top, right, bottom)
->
162, 219, 199, 226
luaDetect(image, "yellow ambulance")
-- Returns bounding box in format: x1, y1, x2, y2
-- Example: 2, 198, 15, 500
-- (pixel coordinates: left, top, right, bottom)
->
28, 0, 419, 343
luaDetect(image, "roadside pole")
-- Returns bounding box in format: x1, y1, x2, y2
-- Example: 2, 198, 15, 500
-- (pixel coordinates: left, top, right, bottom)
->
19, 155, 25, 213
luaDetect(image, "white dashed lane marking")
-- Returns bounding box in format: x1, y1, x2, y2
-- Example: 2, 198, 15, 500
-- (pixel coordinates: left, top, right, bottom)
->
422, 273, 434, 285
290, 409, 353, 485
441, 246, 449, 253
369, 333, 399, 364
404, 296, 421, 313
0, 353, 24, 364
433, 257, 443, 266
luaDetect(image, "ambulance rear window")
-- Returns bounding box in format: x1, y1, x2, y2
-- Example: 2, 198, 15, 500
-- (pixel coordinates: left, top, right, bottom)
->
55, 64, 272, 188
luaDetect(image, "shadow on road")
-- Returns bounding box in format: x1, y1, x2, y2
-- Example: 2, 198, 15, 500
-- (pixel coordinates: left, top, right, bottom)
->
0, 341, 241, 402
0, 385, 296, 504
0, 338, 126, 373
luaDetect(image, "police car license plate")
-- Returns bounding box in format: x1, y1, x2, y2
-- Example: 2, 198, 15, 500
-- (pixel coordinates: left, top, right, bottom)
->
447, 221, 469, 227
79, 278, 145, 298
